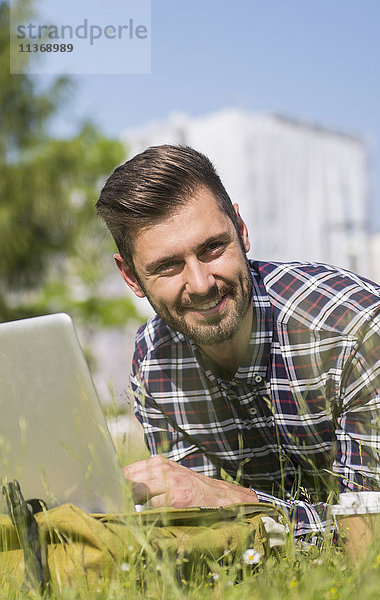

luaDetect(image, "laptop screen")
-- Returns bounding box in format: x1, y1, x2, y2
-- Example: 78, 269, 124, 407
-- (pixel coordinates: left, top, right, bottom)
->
0, 313, 132, 513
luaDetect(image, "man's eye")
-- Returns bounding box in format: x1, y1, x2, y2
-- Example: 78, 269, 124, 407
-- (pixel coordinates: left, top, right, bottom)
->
205, 241, 225, 253
155, 261, 179, 274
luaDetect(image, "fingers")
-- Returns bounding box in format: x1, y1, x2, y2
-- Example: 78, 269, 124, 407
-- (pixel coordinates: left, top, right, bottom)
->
123, 455, 168, 481
129, 481, 151, 504
123, 456, 201, 507
146, 493, 169, 509
123, 455, 171, 502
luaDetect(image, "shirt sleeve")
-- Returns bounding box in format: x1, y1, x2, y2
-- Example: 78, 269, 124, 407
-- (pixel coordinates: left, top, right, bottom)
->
255, 308, 380, 538
252, 489, 329, 537
333, 307, 380, 491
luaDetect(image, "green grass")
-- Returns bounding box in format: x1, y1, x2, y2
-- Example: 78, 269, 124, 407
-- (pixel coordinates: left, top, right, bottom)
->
2, 518, 380, 600
81, 410, 380, 600
1, 407, 378, 599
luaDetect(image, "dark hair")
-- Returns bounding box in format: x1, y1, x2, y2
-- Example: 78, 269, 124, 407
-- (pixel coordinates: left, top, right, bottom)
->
96, 144, 242, 270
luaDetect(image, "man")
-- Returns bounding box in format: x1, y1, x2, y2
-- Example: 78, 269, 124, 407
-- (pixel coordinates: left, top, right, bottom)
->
96, 144, 380, 537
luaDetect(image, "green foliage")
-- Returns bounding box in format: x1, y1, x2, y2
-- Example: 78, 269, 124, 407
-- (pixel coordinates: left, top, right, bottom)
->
0, 1, 70, 156
0, 1, 140, 328
1, 524, 380, 599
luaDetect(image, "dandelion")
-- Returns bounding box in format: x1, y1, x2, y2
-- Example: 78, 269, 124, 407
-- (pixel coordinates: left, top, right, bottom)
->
242, 548, 262, 565
289, 579, 298, 588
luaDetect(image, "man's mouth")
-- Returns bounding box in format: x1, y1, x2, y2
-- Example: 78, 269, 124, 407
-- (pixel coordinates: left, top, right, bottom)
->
185, 294, 229, 315
193, 297, 221, 311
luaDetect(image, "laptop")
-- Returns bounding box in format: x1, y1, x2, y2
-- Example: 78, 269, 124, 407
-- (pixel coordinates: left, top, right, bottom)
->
0, 313, 133, 514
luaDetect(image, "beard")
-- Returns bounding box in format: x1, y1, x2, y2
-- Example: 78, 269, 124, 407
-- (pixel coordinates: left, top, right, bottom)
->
143, 258, 253, 347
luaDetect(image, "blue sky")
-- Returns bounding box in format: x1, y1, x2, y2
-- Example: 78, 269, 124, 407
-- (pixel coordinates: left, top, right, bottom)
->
34, 0, 380, 229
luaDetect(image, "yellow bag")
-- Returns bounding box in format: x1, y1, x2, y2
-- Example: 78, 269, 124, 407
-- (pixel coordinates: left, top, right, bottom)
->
0, 482, 287, 593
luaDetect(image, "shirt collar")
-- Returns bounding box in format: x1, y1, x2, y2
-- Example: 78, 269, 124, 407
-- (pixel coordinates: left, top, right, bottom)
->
188, 261, 273, 384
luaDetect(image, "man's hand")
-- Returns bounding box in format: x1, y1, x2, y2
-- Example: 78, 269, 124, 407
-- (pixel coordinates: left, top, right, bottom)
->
123, 455, 258, 508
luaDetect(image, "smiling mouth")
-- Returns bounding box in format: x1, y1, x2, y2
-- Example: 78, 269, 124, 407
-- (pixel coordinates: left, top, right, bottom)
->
185, 294, 228, 314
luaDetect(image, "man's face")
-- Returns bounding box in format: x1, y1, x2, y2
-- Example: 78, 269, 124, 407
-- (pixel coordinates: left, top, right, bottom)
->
116, 187, 253, 347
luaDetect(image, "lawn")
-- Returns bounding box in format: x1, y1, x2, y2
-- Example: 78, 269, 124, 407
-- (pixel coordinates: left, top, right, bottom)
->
2, 506, 380, 600
2, 411, 378, 599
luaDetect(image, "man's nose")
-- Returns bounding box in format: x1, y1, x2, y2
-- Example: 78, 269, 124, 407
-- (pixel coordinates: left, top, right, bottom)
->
184, 259, 215, 296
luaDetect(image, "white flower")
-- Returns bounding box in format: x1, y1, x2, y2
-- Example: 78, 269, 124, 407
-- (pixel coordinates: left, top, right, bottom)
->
242, 548, 262, 565
120, 562, 131, 572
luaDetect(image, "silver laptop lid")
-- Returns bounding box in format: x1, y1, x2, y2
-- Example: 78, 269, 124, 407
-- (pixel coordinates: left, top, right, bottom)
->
0, 313, 131, 513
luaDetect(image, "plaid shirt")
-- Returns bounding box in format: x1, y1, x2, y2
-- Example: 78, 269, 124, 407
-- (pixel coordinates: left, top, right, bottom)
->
130, 260, 380, 536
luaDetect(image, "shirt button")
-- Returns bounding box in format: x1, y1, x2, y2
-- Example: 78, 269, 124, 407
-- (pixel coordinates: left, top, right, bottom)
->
248, 406, 257, 416
254, 375, 263, 384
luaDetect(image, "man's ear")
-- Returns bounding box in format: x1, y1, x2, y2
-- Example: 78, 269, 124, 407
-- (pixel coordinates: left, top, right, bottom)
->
233, 204, 250, 253
113, 254, 146, 298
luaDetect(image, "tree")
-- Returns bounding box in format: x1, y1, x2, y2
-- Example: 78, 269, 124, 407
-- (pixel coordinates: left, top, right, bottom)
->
0, 1, 141, 327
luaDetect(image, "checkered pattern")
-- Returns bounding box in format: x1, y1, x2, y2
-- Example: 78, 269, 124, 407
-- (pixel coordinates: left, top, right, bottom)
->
130, 261, 380, 536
